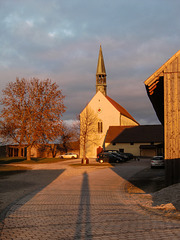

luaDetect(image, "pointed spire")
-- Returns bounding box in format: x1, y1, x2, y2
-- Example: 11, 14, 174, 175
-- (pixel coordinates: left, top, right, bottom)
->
96, 45, 107, 96
96, 45, 106, 75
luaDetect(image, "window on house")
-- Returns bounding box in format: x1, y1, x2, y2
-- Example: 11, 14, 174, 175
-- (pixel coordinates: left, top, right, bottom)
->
21, 148, 24, 157
112, 142, 116, 146
14, 148, 18, 157
130, 142, 134, 145
98, 121, 103, 133
9, 148, 13, 157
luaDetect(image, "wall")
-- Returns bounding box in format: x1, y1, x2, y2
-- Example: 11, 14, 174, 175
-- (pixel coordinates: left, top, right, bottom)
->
80, 92, 120, 158
105, 142, 161, 157
80, 91, 138, 158
144, 51, 180, 185
121, 115, 138, 126
0, 146, 7, 157
164, 56, 180, 160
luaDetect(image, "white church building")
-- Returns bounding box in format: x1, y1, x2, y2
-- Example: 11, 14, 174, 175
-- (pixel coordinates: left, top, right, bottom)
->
80, 46, 139, 158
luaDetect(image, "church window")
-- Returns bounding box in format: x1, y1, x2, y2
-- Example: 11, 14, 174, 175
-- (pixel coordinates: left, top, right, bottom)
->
98, 121, 103, 133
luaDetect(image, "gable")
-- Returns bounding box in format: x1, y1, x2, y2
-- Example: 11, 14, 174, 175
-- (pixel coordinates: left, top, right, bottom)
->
80, 91, 119, 116
80, 91, 138, 125
144, 50, 180, 125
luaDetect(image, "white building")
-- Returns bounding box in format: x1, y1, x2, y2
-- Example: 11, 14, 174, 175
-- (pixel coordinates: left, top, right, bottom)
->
80, 46, 138, 158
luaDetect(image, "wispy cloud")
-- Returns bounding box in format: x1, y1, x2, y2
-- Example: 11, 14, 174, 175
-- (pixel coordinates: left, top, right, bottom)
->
0, 0, 180, 124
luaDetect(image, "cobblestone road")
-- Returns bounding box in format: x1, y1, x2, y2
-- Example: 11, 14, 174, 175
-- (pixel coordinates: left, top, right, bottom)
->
0, 160, 180, 239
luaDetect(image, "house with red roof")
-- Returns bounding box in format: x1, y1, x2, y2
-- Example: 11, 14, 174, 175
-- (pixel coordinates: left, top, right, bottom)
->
105, 125, 163, 157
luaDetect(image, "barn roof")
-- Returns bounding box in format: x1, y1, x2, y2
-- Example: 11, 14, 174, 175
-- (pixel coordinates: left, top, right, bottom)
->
105, 125, 163, 143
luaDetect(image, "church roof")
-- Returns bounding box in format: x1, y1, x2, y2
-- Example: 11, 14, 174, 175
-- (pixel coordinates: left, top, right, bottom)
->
106, 95, 139, 124
96, 45, 106, 75
105, 125, 163, 143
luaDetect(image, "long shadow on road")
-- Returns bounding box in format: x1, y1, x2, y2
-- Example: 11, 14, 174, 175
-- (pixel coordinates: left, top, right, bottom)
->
110, 161, 166, 194
127, 167, 166, 193
110, 161, 169, 208
0, 169, 65, 222
75, 172, 92, 240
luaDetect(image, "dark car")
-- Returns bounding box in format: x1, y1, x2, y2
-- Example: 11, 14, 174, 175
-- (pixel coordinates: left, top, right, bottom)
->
116, 152, 129, 161
97, 152, 122, 163
123, 153, 134, 160
103, 150, 131, 161
111, 152, 124, 162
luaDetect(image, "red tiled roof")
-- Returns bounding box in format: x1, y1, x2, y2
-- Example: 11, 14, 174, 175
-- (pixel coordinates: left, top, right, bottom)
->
105, 126, 133, 143
105, 125, 164, 143
106, 96, 139, 124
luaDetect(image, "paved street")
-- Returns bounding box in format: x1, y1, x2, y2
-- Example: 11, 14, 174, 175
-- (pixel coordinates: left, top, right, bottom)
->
0, 159, 180, 239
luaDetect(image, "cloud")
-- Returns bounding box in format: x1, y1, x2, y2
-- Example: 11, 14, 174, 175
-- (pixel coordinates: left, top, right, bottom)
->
0, 0, 180, 124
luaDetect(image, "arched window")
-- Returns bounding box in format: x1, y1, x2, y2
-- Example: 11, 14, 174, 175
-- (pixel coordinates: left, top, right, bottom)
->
98, 121, 103, 133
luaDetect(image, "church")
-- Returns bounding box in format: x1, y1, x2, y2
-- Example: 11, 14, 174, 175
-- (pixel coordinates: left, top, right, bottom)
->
80, 46, 139, 158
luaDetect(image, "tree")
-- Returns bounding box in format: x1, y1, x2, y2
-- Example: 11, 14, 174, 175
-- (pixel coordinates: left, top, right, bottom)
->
80, 106, 100, 164
59, 122, 79, 153
37, 144, 59, 158
0, 78, 66, 160
37, 121, 79, 158
60, 123, 74, 153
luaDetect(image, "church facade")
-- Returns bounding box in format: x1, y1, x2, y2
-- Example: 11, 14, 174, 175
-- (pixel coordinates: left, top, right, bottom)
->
80, 46, 139, 158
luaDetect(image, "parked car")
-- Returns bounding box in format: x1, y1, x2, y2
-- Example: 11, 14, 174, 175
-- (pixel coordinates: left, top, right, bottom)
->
117, 152, 129, 161
151, 156, 164, 168
104, 150, 118, 153
111, 152, 124, 162
123, 153, 134, 160
97, 152, 122, 163
60, 153, 78, 159
103, 150, 132, 161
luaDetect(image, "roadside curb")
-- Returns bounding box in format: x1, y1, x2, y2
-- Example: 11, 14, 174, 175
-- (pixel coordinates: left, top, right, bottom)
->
138, 203, 180, 220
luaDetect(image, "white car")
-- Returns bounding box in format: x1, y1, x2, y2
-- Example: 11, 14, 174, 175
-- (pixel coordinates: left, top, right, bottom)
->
60, 153, 78, 159
151, 156, 164, 168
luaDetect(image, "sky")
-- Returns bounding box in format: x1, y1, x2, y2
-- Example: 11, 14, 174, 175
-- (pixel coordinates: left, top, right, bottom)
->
1, 0, 180, 125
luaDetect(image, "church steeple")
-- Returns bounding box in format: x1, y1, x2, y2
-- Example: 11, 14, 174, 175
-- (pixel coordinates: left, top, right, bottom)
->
96, 45, 107, 96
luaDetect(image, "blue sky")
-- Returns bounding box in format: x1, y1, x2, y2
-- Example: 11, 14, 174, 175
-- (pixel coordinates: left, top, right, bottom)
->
1, 0, 180, 124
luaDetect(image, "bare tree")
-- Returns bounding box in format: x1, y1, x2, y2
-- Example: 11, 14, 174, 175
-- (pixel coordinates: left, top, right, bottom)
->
59, 122, 79, 153
48, 144, 59, 158
61, 123, 74, 153
37, 121, 79, 158
0, 78, 66, 160
37, 144, 59, 158
80, 106, 100, 164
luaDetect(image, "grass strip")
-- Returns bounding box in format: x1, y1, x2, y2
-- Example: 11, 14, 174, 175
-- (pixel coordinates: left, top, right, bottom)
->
0, 157, 67, 164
